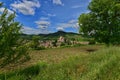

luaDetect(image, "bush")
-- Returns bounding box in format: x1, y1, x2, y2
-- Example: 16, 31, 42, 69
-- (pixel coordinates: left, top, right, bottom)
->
60, 42, 66, 46
30, 36, 40, 50
35, 46, 46, 50
73, 44, 82, 47
52, 40, 57, 47
89, 40, 96, 45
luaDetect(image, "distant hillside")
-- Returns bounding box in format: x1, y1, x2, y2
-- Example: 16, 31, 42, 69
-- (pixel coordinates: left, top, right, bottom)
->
21, 31, 82, 40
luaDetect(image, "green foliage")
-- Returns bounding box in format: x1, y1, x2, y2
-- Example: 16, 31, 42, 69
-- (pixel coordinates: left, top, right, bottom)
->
30, 36, 40, 50
78, 0, 120, 45
73, 43, 82, 47
52, 39, 57, 47
0, 4, 29, 67
89, 40, 96, 45
0, 2, 3, 6
36, 46, 45, 50
60, 42, 66, 46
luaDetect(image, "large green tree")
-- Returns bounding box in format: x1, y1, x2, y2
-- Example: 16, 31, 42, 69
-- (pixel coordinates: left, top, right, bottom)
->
78, 0, 120, 45
0, 3, 29, 67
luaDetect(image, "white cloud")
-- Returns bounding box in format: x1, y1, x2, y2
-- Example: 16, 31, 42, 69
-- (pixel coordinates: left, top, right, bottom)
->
21, 26, 50, 34
35, 20, 51, 29
0, 8, 14, 15
56, 27, 64, 31
47, 13, 56, 17
53, 0, 64, 6
85, 10, 90, 13
71, 5, 83, 8
10, 0, 40, 15
21, 26, 40, 34
89, 0, 92, 3
41, 11, 56, 17
40, 17, 49, 20
69, 20, 77, 23
56, 20, 79, 32
35, 21, 50, 25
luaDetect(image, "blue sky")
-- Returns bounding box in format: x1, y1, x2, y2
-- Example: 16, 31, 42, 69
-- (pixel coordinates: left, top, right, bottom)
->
0, 0, 90, 34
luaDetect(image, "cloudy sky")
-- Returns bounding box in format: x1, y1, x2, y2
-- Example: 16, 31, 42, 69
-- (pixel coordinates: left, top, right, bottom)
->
0, 0, 90, 34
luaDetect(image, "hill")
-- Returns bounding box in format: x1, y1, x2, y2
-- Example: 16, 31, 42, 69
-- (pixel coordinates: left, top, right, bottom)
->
21, 31, 82, 41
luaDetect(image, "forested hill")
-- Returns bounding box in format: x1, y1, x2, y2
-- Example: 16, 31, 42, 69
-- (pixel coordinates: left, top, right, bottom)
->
21, 31, 81, 40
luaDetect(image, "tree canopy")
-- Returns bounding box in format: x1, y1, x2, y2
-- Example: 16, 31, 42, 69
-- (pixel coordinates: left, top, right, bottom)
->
78, 0, 120, 45
0, 3, 29, 67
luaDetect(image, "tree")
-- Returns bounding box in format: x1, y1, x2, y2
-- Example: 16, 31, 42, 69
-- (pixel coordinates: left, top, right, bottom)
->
0, 3, 29, 67
78, 0, 120, 45
52, 39, 57, 47
31, 36, 40, 50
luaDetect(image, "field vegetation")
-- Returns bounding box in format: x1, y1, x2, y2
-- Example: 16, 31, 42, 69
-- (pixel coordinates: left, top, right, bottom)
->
0, 45, 120, 80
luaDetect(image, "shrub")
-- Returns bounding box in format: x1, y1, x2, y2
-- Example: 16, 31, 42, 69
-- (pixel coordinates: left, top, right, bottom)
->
35, 46, 46, 50
60, 42, 66, 46
89, 40, 96, 45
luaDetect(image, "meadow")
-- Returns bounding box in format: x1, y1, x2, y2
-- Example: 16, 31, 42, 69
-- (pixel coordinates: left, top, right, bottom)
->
0, 0, 120, 80
0, 45, 120, 80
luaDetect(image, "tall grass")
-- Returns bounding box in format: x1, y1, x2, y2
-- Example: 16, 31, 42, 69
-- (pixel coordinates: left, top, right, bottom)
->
0, 47, 120, 80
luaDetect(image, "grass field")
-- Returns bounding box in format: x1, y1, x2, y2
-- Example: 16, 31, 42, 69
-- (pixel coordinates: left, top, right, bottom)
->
0, 45, 120, 80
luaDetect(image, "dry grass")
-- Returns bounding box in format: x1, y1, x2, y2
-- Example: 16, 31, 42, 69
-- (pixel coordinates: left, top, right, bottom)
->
2, 45, 120, 80
0, 45, 104, 72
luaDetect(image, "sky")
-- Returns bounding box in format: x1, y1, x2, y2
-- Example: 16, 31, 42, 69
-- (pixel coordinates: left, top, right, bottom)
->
0, 0, 91, 34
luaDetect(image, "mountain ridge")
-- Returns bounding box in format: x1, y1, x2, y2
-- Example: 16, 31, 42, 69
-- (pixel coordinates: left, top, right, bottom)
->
21, 31, 80, 40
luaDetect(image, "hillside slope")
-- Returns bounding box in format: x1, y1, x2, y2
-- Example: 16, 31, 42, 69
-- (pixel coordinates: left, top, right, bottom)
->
21, 31, 82, 40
